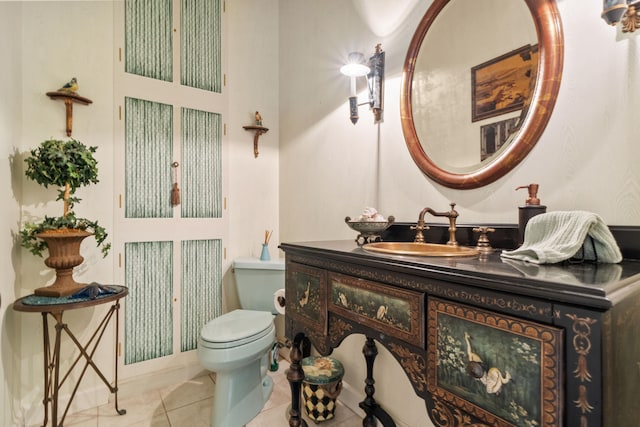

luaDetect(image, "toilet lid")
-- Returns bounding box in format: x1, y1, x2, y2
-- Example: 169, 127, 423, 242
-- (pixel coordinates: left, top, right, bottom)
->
200, 309, 274, 349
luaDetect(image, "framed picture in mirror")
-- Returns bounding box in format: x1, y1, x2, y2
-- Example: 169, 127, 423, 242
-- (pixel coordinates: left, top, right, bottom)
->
480, 117, 519, 161
471, 44, 539, 122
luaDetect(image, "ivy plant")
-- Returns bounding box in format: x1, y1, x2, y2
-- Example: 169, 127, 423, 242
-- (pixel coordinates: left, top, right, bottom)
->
20, 138, 111, 257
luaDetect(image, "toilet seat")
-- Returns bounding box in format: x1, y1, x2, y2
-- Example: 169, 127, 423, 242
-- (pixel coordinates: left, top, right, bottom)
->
200, 309, 275, 350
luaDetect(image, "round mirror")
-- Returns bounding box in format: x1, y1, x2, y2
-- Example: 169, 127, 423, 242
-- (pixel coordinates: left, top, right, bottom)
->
401, 0, 563, 189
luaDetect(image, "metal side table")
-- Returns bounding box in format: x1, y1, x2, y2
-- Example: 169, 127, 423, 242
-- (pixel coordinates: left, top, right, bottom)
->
13, 285, 128, 427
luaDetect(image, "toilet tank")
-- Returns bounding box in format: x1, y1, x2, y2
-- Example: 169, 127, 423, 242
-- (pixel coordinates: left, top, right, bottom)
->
233, 257, 285, 314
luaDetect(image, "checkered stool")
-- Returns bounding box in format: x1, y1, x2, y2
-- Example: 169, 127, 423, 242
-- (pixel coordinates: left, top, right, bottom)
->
301, 356, 345, 423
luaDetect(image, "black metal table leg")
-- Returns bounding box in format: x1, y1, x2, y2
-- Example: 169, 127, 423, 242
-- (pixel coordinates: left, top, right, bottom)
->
41, 313, 50, 427
51, 313, 64, 426
114, 301, 126, 415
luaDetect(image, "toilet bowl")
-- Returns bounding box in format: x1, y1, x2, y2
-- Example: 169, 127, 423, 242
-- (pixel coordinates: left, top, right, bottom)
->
198, 309, 276, 427
197, 258, 285, 427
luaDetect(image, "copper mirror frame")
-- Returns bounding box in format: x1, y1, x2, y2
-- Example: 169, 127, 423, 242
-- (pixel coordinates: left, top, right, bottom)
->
400, 0, 564, 189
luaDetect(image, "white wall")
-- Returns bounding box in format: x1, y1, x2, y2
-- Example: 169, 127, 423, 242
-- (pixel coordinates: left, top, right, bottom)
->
0, 3, 24, 425
1, 1, 283, 425
9, 3, 115, 424
226, 0, 280, 309
279, 0, 640, 425
0, 2, 115, 425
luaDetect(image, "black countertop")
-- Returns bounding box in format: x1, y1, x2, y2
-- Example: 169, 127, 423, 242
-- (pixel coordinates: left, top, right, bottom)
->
280, 240, 640, 311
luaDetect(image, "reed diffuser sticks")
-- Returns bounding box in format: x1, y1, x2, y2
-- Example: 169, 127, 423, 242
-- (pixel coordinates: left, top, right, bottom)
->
261, 230, 273, 261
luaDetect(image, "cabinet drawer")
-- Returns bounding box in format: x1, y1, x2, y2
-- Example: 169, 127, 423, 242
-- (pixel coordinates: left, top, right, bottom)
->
286, 262, 327, 335
328, 272, 424, 348
427, 297, 563, 427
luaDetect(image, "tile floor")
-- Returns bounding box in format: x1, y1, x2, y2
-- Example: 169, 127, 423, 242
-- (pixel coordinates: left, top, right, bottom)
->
59, 360, 362, 427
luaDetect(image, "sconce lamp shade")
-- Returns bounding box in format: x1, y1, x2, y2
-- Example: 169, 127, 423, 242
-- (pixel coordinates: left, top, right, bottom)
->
340, 46, 385, 125
602, 0, 628, 25
340, 52, 371, 77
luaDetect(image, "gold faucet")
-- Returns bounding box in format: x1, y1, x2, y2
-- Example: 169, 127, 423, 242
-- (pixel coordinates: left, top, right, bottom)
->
412, 202, 459, 246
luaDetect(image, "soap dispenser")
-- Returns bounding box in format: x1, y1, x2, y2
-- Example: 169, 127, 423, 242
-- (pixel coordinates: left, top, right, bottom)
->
515, 183, 546, 245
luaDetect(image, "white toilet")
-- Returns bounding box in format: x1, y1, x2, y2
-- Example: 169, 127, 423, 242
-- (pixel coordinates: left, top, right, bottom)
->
197, 257, 285, 427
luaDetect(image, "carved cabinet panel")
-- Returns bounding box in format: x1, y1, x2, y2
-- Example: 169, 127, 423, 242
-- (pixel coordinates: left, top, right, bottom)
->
285, 260, 327, 336
427, 297, 563, 427
281, 240, 640, 427
328, 272, 424, 348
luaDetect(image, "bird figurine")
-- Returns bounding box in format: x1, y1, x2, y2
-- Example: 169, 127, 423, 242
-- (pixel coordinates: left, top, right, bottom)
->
58, 77, 78, 93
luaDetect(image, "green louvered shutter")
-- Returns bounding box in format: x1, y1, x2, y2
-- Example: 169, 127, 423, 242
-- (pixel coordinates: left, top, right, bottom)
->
124, 97, 173, 219
124, 241, 174, 364
125, 0, 173, 81
181, 239, 223, 351
181, 0, 222, 92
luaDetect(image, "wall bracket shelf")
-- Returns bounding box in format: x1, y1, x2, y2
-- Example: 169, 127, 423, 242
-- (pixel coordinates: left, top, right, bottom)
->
242, 125, 269, 158
46, 91, 93, 137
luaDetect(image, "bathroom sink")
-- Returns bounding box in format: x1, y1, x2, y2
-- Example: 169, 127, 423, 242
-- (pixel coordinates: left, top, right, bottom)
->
362, 242, 479, 257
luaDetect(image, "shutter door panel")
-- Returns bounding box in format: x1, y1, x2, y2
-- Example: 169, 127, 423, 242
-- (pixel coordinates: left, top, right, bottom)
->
125, 97, 174, 219
181, 0, 222, 92
125, 241, 174, 365
181, 239, 223, 352
125, 0, 173, 82
181, 107, 222, 218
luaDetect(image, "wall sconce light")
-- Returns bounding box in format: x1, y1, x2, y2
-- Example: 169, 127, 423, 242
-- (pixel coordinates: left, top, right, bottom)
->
340, 44, 385, 124
602, 0, 640, 32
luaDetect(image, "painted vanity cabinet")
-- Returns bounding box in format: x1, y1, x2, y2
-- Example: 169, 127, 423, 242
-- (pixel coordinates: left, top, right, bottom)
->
280, 240, 640, 427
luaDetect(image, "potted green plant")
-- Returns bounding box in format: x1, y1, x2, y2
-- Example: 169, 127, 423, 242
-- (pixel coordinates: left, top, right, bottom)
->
20, 138, 110, 297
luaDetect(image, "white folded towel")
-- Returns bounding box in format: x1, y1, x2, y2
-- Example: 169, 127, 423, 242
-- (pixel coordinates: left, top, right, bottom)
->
501, 211, 622, 264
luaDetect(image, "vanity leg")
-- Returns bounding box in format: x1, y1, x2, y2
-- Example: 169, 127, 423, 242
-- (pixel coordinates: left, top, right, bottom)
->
287, 333, 308, 427
360, 337, 396, 427
41, 313, 50, 427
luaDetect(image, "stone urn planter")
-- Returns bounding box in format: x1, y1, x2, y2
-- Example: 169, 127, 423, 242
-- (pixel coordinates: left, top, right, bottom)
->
34, 229, 92, 297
